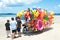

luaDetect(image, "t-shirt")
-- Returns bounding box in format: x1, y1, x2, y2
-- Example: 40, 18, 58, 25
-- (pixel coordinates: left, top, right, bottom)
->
5, 22, 10, 30
17, 20, 21, 27
10, 21, 17, 30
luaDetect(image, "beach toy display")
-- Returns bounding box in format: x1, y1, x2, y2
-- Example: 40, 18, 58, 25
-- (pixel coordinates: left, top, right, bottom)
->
16, 8, 54, 32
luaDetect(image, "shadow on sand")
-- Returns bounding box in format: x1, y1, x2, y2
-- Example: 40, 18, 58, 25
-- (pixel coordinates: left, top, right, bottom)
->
22, 27, 53, 36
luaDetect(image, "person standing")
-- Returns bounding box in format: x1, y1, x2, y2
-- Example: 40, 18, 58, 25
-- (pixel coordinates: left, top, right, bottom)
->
16, 17, 22, 37
10, 18, 17, 39
5, 20, 10, 38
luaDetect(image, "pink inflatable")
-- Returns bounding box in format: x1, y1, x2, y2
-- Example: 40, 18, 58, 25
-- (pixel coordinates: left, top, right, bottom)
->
37, 19, 43, 30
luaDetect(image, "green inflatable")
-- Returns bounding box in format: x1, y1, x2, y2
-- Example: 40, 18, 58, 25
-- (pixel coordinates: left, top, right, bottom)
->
43, 15, 48, 20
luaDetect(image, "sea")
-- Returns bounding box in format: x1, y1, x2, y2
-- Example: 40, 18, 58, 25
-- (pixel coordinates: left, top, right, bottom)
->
0, 13, 60, 20
0, 13, 25, 20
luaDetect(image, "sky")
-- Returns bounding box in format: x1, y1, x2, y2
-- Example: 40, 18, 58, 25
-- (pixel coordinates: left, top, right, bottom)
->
0, 0, 60, 13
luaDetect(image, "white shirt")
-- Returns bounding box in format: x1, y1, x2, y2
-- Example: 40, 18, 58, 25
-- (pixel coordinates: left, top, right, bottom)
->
10, 21, 17, 30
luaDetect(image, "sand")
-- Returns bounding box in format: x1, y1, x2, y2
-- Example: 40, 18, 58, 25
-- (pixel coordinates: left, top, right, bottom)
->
0, 16, 60, 40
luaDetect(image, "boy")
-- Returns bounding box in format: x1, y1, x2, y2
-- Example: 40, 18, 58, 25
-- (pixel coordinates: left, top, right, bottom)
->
5, 20, 10, 38
10, 18, 17, 39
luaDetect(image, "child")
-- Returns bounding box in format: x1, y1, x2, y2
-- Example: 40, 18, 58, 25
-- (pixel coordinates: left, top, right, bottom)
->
5, 20, 10, 38
10, 18, 17, 39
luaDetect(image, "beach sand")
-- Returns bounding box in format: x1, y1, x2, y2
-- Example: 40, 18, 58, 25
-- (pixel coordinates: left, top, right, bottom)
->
0, 16, 60, 40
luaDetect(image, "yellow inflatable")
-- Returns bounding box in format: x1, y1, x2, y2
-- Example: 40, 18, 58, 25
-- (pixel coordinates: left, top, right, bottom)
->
16, 10, 24, 17
16, 12, 21, 17
49, 11, 54, 19
32, 10, 38, 18
21, 10, 24, 14
50, 11, 54, 16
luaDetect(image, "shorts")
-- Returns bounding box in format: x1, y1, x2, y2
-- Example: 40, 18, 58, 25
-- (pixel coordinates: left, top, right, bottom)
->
6, 30, 10, 35
12, 30, 16, 33
17, 27, 21, 32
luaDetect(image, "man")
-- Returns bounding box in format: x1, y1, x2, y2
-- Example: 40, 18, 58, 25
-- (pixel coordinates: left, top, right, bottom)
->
16, 17, 22, 37
10, 18, 17, 39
